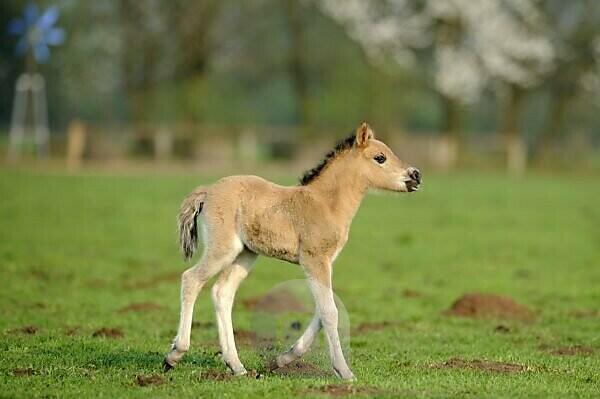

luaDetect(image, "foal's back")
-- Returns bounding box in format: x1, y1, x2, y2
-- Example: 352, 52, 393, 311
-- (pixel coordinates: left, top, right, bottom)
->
203, 175, 321, 264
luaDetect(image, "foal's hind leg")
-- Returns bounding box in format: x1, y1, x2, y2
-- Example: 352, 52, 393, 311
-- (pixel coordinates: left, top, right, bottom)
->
211, 249, 257, 375
164, 240, 243, 370
275, 313, 321, 368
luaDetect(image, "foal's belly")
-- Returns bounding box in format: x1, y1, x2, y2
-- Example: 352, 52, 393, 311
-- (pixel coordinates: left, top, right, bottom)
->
239, 213, 300, 264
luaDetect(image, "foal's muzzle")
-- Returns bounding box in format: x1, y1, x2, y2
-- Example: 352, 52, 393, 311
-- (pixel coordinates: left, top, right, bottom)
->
405, 167, 421, 192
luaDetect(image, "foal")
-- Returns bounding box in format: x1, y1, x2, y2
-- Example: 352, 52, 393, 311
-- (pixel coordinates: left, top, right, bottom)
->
163, 122, 421, 380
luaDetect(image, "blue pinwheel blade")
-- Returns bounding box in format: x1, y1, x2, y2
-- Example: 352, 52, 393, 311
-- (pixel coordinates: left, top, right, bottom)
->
33, 43, 50, 63
7, 18, 26, 35
45, 27, 65, 45
24, 3, 39, 26
38, 6, 59, 30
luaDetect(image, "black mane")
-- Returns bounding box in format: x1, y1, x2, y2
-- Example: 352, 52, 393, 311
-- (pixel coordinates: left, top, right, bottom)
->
299, 133, 356, 185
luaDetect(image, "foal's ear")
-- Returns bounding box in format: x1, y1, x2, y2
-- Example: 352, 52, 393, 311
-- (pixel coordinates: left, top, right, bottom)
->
355, 122, 374, 147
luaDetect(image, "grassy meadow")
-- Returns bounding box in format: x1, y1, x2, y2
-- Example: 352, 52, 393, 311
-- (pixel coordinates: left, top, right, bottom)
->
0, 167, 599, 398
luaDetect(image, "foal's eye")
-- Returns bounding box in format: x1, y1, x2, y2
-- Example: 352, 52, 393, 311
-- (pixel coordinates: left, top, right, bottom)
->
373, 153, 386, 164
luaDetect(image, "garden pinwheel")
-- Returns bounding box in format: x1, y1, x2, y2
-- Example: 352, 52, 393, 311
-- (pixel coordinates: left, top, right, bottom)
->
7, 3, 65, 64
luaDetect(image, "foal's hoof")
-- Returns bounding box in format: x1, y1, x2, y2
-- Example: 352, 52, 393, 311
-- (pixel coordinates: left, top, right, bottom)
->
333, 367, 355, 381
233, 369, 248, 377
162, 358, 175, 373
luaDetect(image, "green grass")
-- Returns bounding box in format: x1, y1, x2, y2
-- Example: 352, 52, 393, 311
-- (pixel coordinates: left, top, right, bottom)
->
0, 167, 599, 398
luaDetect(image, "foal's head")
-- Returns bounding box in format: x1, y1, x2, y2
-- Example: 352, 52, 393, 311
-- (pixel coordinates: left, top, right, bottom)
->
300, 122, 421, 193
351, 122, 421, 193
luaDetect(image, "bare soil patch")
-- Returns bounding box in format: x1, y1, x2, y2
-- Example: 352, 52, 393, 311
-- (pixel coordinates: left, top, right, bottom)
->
12, 368, 35, 377
569, 309, 599, 319
199, 369, 261, 380
233, 329, 274, 347
199, 369, 232, 381
444, 293, 534, 321
494, 325, 511, 333
434, 358, 526, 373
303, 384, 385, 397
402, 289, 423, 298
123, 272, 179, 290
353, 320, 401, 335
9, 325, 38, 335
118, 302, 164, 313
271, 361, 329, 378
542, 345, 594, 356
92, 327, 123, 338
135, 374, 164, 386
242, 290, 309, 314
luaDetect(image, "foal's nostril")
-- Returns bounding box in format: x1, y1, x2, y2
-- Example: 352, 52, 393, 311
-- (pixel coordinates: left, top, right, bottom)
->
408, 167, 421, 183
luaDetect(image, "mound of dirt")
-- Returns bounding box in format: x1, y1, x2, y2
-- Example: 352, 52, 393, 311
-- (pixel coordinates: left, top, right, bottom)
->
12, 368, 35, 377
444, 293, 534, 321
303, 384, 384, 397
10, 325, 38, 335
544, 345, 594, 356
242, 290, 309, 314
118, 302, 164, 313
92, 327, 123, 338
270, 361, 329, 378
135, 374, 164, 386
435, 358, 526, 373
63, 326, 81, 336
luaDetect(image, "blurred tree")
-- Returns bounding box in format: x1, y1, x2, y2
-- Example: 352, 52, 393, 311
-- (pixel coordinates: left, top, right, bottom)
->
170, 0, 220, 79
0, 1, 25, 130
317, 0, 554, 169
533, 0, 600, 161
282, 0, 310, 125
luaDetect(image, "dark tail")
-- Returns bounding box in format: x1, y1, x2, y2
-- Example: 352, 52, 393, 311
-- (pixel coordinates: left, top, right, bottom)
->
178, 186, 207, 260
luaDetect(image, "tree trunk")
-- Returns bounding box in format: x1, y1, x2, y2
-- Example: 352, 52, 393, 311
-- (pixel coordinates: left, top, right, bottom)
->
283, 0, 310, 125
175, 0, 219, 78
118, 0, 146, 122
499, 84, 526, 175
532, 93, 570, 163
436, 94, 461, 170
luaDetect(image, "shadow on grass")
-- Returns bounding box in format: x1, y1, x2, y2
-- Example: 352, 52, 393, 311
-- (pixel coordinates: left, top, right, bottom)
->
31, 341, 221, 371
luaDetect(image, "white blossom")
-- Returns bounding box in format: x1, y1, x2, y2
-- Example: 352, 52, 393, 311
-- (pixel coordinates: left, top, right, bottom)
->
318, 0, 555, 103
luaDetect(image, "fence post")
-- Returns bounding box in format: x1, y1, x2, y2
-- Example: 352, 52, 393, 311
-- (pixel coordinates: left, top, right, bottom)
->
66, 119, 86, 170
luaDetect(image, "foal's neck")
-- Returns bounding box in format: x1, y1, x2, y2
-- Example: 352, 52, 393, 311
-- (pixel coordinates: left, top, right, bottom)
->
307, 153, 368, 224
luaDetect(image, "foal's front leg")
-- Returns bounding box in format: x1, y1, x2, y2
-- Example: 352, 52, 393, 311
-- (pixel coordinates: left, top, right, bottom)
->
303, 258, 355, 381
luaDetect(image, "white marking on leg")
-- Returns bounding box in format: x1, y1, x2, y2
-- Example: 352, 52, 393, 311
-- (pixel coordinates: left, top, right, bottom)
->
212, 250, 256, 375
308, 276, 355, 380
166, 239, 243, 367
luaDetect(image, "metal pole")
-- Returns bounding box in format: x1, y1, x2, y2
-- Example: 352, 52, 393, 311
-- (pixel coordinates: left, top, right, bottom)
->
8, 74, 29, 162
32, 74, 49, 157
